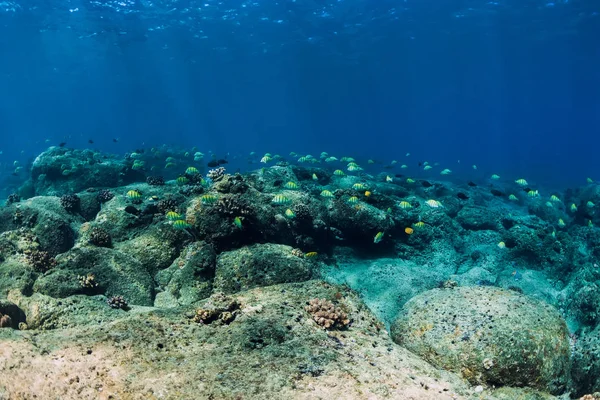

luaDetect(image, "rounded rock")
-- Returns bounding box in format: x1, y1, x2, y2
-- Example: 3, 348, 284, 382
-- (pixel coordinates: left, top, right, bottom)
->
390, 286, 571, 394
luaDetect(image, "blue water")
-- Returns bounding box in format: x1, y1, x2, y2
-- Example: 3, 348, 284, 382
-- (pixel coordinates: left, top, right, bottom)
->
1, 0, 599, 194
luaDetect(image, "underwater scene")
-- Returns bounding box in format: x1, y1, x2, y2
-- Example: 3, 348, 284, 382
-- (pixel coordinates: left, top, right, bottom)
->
1, 0, 600, 399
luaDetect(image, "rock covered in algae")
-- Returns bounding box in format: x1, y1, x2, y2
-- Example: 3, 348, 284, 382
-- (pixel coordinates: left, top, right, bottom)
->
390, 286, 571, 394
33, 247, 154, 305
28, 146, 141, 196
213, 243, 314, 294
572, 324, 600, 396
154, 241, 217, 307
0, 280, 479, 400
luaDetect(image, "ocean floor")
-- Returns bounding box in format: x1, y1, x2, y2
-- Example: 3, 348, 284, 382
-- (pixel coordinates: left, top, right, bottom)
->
1, 147, 600, 399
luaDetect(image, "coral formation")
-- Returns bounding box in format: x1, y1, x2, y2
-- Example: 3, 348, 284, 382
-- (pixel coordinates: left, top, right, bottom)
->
207, 167, 226, 182
25, 249, 57, 272
305, 298, 350, 329
146, 175, 165, 186
96, 188, 114, 203
59, 194, 81, 212
107, 295, 128, 310
88, 226, 112, 247
78, 273, 99, 289
192, 292, 240, 325
6, 193, 20, 205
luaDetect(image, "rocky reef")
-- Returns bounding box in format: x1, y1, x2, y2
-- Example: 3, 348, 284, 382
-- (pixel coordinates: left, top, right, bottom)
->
1, 147, 600, 399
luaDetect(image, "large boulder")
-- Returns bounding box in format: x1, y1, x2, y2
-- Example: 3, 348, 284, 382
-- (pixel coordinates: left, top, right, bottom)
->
28, 147, 141, 196
213, 243, 314, 293
33, 247, 154, 306
390, 286, 571, 394
154, 241, 217, 307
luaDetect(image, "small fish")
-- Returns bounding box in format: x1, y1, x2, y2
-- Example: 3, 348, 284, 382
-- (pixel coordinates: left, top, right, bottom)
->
185, 167, 199, 175
421, 180, 433, 188
509, 194, 518, 201
406, 178, 415, 184
165, 163, 176, 169
405, 227, 414, 235
558, 219, 566, 228
413, 221, 425, 228
491, 174, 500, 180
515, 178, 528, 186
312, 173, 318, 181
260, 155, 272, 163
440, 168, 452, 175
233, 216, 243, 229
201, 194, 218, 205
113, 138, 119, 143
284, 209, 296, 219
587, 177, 594, 184
570, 203, 578, 212
352, 183, 367, 190
472, 165, 477, 170
59, 142, 67, 147
497, 241, 506, 249
587, 201, 595, 208
425, 199, 442, 208
176, 176, 189, 185
304, 252, 318, 259
166, 211, 181, 221
457, 192, 469, 200
550, 195, 560, 202
386, 175, 393, 182
423, 165, 433, 171
490, 189, 504, 197
320, 190, 334, 198
333, 169, 345, 176
527, 190, 539, 197
347, 196, 359, 204
545, 201, 553, 208
589, 220, 594, 227
347, 165, 363, 172
373, 231, 384, 243
126, 190, 142, 200
368, 159, 375, 164
283, 181, 299, 190
173, 219, 191, 229
512, 270, 522, 281
88, 139, 94, 144
468, 181, 477, 187
401, 164, 408, 169
272, 194, 291, 205
325, 157, 338, 162
399, 201, 412, 209
364, 191, 372, 198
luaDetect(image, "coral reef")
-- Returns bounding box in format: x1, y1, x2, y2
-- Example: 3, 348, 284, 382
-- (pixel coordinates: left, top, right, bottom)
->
4, 146, 600, 398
